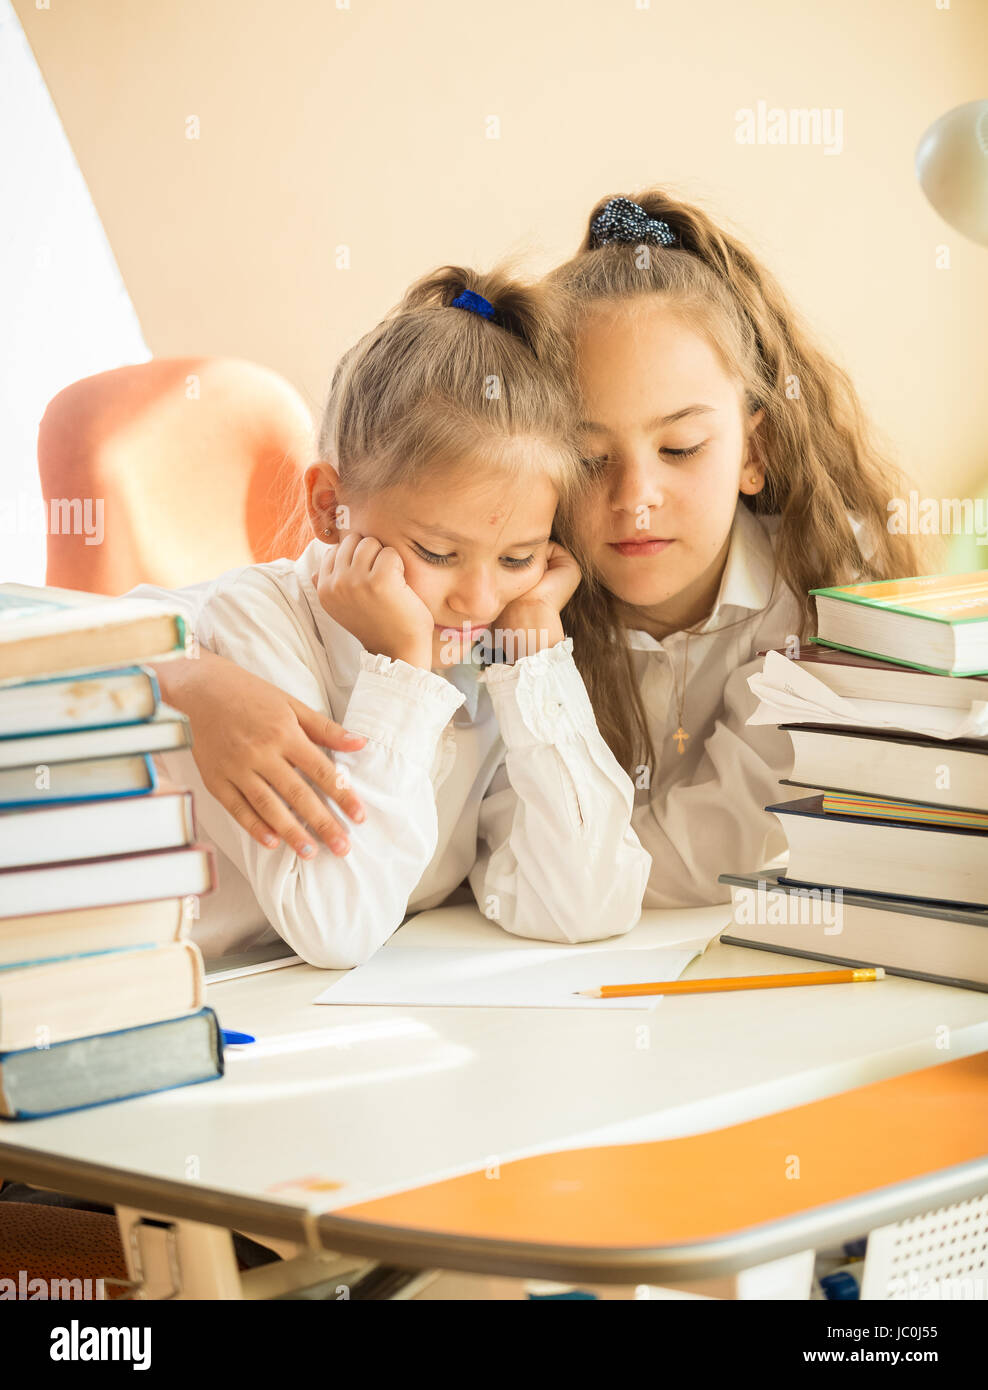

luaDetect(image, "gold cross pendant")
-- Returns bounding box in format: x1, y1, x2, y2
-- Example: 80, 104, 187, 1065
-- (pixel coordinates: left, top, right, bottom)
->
673, 726, 690, 754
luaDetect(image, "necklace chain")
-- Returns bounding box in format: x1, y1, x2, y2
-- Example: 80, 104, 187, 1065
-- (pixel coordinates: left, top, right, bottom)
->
621, 574, 782, 758
670, 623, 708, 755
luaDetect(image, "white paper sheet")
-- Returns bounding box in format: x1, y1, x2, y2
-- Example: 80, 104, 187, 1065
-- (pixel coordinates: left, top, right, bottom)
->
747, 651, 988, 740
311, 904, 726, 1011
314, 944, 700, 1010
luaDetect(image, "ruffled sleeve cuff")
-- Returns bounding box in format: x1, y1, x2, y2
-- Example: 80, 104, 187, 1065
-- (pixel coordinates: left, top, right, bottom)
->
480, 637, 598, 748
342, 653, 465, 768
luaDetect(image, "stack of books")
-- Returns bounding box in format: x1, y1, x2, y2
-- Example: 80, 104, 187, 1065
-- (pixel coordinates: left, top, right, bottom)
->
721, 571, 988, 992
0, 583, 222, 1119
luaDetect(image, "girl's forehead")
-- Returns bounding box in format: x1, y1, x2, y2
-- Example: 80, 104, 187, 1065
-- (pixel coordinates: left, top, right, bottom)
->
578, 298, 703, 351
576, 303, 739, 405
376, 466, 558, 524
439, 470, 558, 517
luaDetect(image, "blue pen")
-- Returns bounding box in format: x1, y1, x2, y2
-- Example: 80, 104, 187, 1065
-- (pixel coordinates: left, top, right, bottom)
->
221, 1029, 255, 1045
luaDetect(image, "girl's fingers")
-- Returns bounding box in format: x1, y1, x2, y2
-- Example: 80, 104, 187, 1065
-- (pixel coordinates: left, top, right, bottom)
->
316, 540, 341, 582
214, 778, 281, 850
259, 763, 353, 856
320, 533, 358, 584
236, 771, 321, 857
288, 735, 366, 825
334, 532, 361, 564
285, 702, 367, 821
370, 545, 405, 579
545, 541, 580, 575
288, 699, 367, 753
233, 770, 345, 858
351, 535, 383, 573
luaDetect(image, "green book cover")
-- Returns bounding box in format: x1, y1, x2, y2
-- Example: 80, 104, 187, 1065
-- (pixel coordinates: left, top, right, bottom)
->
810, 571, 988, 626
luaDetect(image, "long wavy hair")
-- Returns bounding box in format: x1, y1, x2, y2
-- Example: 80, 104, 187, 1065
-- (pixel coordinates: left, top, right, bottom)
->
546, 189, 932, 771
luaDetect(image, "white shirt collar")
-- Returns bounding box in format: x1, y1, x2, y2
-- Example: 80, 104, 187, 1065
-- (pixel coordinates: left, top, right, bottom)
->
711, 501, 779, 618
444, 661, 483, 720
624, 502, 779, 651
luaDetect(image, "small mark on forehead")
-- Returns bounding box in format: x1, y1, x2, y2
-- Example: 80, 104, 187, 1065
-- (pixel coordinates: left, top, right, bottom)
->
486, 511, 506, 526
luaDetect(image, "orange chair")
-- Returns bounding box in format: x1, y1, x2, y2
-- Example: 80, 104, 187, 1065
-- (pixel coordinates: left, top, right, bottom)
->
37, 358, 314, 594
0, 1201, 130, 1299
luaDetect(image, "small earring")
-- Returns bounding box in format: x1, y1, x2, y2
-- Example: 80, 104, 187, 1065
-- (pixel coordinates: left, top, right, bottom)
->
323, 527, 331, 536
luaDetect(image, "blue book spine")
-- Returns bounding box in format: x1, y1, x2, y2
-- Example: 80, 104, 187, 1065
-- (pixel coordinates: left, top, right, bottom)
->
0, 754, 158, 810
0, 666, 162, 740
0, 943, 159, 972
0, 1008, 224, 1120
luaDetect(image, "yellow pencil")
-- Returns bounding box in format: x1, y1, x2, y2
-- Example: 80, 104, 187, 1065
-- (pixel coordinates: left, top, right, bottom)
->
575, 966, 885, 999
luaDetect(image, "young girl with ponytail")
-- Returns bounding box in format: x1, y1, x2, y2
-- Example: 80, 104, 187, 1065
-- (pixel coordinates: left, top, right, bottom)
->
141, 265, 651, 966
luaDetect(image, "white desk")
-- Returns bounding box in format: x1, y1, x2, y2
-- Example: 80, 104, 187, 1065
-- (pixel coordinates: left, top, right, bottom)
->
2, 910, 987, 1290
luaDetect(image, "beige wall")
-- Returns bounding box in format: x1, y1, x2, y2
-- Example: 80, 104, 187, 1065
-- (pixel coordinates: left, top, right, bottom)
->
16, 0, 988, 497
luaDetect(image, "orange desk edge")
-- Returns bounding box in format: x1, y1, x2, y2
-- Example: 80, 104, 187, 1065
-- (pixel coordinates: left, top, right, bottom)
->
335, 1052, 988, 1248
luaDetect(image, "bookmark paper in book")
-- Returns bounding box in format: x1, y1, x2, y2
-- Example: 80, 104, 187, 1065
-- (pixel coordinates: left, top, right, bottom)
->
747, 651, 988, 740
314, 944, 701, 1010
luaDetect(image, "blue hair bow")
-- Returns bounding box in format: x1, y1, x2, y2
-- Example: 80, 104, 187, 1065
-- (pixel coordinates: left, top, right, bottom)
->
451, 289, 496, 320
589, 197, 675, 249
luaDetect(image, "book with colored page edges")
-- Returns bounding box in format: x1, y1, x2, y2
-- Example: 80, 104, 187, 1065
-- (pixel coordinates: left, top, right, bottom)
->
819, 793, 988, 831
767, 794, 988, 909
0, 584, 190, 685
810, 570, 988, 676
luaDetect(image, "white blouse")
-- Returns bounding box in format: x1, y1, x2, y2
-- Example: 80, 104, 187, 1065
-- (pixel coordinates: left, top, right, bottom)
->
625, 501, 802, 908
131, 539, 652, 966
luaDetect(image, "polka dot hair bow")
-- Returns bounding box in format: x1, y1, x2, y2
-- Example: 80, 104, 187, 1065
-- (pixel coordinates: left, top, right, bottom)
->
589, 197, 676, 249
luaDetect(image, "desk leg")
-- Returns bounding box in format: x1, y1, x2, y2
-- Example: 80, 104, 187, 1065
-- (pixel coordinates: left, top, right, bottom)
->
115, 1206, 242, 1300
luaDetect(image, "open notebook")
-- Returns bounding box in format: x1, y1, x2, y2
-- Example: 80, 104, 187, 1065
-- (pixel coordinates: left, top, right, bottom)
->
313, 903, 730, 1011
204, 941, 301, 983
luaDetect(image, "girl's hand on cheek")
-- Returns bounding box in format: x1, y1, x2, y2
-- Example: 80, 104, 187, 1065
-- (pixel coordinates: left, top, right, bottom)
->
317, 534, 436, 670
495, 543, 582, 658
